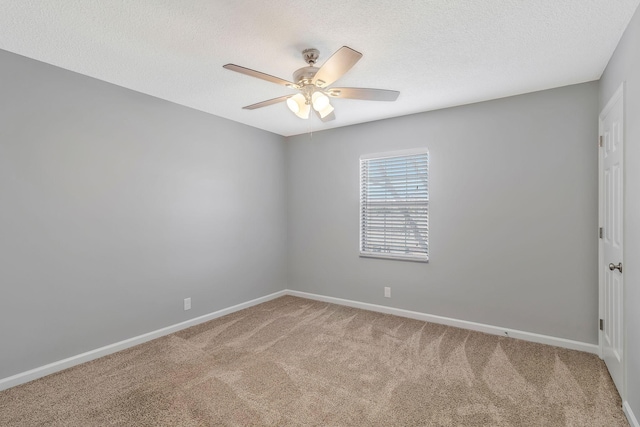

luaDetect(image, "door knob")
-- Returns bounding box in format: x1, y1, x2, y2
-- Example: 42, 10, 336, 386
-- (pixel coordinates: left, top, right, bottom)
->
609, 262, 623, 273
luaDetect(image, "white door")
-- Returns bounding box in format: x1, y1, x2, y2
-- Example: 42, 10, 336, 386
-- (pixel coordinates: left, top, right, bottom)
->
599, 84, 624, 397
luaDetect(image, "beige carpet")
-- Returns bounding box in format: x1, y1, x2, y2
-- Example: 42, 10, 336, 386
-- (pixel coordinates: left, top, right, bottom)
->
0, 296, 628, 426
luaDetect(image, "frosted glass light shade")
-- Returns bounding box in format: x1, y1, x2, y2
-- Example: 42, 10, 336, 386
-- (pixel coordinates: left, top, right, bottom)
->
287, 93, 310, 119
318, 103, 334, 119
287, 93, 304, 113
312, 92, 330, 111
297, 103, 310, 119
286, 97, 300, 113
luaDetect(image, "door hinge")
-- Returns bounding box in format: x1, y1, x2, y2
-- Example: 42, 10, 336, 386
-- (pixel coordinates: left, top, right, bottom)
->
599, 136, 603, 147
599, 227, 603, 239
599, 319, 604, 331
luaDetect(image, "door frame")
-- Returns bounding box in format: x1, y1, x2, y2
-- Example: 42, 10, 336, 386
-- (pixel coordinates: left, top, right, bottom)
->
598, 81, 625, 400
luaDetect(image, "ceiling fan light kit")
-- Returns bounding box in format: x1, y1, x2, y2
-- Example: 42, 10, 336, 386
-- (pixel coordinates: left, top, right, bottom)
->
223, 46, 400, 122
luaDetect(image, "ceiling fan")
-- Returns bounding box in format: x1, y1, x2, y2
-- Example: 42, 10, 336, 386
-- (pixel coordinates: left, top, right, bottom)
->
223, 46, 400, 122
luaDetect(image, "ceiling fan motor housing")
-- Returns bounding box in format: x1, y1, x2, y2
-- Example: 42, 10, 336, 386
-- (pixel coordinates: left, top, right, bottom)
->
293, 66, 319, 86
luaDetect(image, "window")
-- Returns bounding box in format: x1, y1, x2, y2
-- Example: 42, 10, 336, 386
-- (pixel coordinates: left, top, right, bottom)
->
360, 148, 429, 262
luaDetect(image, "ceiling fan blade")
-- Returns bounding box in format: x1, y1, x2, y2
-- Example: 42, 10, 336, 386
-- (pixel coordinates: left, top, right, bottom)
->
328, 87, 400, 101
313, 46, 362, 88
242, 95, 291, 110
314, 108, 336, 122
223, 64, 297, 88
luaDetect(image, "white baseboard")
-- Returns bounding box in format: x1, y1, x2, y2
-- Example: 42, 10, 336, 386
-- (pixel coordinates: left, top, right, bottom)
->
0, 288, 601, 393
625, 401, 640, 427
286, 290, 599, 355
0, 290, 286, 392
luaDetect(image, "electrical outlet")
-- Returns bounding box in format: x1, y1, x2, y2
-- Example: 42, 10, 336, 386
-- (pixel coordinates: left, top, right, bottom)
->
384, 287, 391, 298
184, 297, 191, 311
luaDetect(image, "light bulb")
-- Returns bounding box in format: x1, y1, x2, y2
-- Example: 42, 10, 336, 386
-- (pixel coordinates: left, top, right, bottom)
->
312, 92, 330, 111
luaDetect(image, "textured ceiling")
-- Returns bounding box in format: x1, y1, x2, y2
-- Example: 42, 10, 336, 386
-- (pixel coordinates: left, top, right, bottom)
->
0, 1, 638, 136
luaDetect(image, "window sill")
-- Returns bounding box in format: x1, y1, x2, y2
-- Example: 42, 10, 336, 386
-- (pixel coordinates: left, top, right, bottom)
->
359, 252, 429, 263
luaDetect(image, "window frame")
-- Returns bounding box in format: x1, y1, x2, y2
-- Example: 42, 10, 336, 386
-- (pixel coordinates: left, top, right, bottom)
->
359, 147, 429, 263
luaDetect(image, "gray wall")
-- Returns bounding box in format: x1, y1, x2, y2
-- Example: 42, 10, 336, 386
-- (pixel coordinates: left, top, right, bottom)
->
0, 41, 612, 389
600, 4, 640, 418
0, 50, 288, 379
287, 82, 599, 344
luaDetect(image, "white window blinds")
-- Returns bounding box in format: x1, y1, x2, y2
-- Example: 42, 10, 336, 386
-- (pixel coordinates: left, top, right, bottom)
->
360, 149, 429, 262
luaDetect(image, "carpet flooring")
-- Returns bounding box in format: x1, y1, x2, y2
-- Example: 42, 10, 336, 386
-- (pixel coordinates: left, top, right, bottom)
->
0, 296, 628, 426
